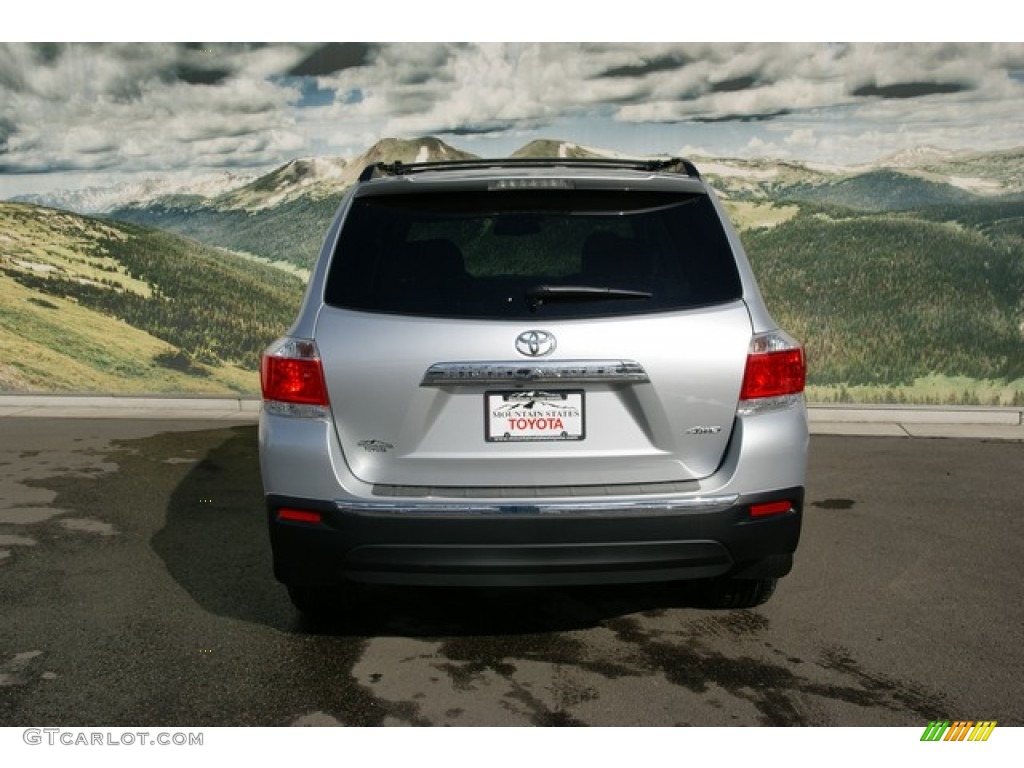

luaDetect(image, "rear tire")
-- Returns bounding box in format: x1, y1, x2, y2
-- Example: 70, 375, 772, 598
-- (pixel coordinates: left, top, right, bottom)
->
702, 577, 778, 609
286, 584, 344, 620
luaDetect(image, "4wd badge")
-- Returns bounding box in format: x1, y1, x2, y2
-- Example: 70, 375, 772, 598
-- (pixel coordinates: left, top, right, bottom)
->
357, 440, 394, 453
686, 426, 722, 435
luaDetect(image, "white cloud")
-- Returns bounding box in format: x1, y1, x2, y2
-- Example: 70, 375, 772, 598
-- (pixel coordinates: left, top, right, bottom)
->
1, 42, 1022, 193
784, 129, 817, 150
1, 43, 314, 175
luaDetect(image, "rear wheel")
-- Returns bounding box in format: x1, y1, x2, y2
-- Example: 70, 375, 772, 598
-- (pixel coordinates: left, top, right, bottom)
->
286, 584, 346, 621
701, 577, 778, 609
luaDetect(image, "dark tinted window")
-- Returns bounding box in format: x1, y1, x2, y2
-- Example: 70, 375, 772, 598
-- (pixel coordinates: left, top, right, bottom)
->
324, 189, 742, 318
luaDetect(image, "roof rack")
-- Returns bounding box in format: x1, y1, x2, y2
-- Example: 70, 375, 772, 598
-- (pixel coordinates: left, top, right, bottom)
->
357, 156, 701, 182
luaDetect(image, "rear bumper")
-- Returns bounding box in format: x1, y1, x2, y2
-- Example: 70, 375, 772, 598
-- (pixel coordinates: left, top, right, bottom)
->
266, 487, 803, 587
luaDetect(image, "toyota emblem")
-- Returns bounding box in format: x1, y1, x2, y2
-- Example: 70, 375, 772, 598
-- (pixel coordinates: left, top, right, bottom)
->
515, 330, 556, 357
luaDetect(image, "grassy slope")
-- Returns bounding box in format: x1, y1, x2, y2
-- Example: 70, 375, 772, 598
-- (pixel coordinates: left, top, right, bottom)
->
721, 200, 800, 230
0, 275, 255, 392
0, 202, 304, 393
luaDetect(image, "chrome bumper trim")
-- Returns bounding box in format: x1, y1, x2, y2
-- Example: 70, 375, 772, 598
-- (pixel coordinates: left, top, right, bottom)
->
334, 494, 740, 518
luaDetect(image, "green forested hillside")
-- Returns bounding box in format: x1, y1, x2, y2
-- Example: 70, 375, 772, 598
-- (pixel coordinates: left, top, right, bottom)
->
912, 200, 1024, 251
0, 203, 305, 392
111, 193, 343, 270
743, 206, 1024, 391
774, 170, 981, 211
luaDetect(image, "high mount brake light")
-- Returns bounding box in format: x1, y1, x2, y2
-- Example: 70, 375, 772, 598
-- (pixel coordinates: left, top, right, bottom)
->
488, 178, 575, 190
260, 338, 329, 411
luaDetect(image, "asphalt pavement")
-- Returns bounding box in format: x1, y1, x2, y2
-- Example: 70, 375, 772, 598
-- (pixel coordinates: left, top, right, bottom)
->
0, 416, 1021, 726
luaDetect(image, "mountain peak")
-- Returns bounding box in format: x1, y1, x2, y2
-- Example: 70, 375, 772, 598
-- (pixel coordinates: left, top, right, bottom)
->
878, 145, 959, 168
247, 156, 347, 193
511, 139, 628, 160
213, 137, 477, 211
357, 136, 477, 166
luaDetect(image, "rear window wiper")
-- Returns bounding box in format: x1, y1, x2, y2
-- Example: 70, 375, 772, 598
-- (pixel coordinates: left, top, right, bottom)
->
526, 284, 653, 312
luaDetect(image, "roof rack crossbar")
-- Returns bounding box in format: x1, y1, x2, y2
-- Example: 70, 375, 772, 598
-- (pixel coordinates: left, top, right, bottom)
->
358, 156, 700, 182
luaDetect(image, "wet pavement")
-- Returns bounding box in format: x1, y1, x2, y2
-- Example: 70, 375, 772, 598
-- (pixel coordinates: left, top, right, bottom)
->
1, 419, 1022, 726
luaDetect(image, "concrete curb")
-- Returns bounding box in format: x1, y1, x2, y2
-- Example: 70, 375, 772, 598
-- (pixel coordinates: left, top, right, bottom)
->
807, 404, 1024, 440
1, 395, 1022, 439
0, 395, 260, 422
808, 403, 1023, 425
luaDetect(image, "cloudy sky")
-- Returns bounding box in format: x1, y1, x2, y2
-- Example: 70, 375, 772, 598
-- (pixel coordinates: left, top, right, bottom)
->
2, 40, 1023, 197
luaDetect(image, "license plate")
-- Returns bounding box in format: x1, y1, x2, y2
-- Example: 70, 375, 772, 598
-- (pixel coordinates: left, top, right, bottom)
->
485, 390, 585, 442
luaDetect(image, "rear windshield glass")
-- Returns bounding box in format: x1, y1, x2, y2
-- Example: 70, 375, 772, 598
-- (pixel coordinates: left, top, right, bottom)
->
324, 189, 742, 319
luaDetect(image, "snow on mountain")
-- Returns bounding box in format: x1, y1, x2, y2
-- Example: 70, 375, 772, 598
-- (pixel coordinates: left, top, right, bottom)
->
512, 139, 618, 159
874, 146, 1022, 195
878, 145, 959, 168
945, 176, 1005, 193
699, 161, 780, 180
217, 137, 476, 211
344, 136, 476, 176
22, 138, 1023, 219
11, 171, 256, 214
216, 156, 349, 210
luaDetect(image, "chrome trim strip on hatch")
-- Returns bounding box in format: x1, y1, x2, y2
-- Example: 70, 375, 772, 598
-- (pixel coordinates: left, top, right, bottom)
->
335, 494, 739, 518
421, 360, 650, 386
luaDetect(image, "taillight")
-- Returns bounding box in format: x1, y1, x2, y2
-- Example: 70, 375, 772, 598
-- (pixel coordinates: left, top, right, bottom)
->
260, 338, 329, 417
737, 331, 805, 415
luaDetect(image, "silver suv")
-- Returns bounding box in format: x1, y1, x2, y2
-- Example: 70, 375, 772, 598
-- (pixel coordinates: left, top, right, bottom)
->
259, 158, 807, 617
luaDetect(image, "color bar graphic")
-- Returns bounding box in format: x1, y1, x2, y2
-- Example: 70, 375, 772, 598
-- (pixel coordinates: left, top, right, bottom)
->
920, 720, 996, 742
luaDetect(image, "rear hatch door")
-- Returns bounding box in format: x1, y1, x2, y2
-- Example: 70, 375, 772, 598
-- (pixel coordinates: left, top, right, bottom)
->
318, 304, 750, 487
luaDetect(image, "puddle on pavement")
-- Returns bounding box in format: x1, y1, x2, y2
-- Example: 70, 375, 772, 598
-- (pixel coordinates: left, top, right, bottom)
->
812, 498, 857, 510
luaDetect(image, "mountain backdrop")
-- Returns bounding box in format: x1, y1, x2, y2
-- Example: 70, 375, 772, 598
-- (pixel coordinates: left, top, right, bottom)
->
3, 137, 1023, 403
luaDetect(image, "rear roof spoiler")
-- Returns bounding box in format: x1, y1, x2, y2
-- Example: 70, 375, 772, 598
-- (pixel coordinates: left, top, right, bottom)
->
358, 156, 701, 182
